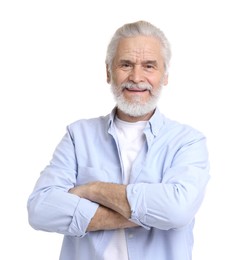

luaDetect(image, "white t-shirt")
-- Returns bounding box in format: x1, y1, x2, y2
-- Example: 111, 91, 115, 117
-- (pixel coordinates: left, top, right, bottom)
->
103, 117, 147, 260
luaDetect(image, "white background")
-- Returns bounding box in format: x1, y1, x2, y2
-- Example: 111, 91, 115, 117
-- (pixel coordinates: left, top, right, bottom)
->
1, 0, 236, 259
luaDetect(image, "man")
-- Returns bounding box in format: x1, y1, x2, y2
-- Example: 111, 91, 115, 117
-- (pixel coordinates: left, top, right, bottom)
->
27, 20, 210, 260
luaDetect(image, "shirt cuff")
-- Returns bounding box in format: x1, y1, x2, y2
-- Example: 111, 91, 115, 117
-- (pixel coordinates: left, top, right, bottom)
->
69, 198, 99, 237
126, 183, 150, 230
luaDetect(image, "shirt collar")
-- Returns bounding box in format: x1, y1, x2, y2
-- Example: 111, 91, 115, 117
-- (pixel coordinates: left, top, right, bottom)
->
146, 108, 164, 137
108, 107, 164, 138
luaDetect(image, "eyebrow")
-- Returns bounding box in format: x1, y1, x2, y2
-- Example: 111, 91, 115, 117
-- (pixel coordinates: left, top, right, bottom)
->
142, 60, 158, 66
119, 59, 158, 65
119, 59, 133, 64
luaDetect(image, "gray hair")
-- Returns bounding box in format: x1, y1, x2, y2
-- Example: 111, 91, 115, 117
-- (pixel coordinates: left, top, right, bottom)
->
105, 20, 171, 75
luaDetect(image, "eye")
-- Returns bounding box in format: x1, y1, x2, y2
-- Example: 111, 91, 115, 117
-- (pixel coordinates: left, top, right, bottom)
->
147, 64, 154, 69
120, 62, 133, 70
143, 62, 157, 72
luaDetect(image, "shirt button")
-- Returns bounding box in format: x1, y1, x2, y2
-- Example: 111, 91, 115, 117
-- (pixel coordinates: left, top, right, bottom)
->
128, 233, 134, 239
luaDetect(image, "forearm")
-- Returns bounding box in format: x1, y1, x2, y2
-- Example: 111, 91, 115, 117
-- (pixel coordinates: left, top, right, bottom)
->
69, 182, 131, 219
87, 205, 137, 232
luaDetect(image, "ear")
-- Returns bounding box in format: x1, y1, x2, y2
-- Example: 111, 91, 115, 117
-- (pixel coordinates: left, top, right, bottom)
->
106, 64, 111, 83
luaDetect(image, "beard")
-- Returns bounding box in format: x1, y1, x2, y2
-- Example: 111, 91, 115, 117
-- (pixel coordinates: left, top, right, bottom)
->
110, 81, 163, 117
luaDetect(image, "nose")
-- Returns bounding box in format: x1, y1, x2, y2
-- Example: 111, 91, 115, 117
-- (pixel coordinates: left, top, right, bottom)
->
128, 65, 145, 83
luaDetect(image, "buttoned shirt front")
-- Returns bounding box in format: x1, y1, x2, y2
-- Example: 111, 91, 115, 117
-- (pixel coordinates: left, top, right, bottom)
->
27, 108, 210, 260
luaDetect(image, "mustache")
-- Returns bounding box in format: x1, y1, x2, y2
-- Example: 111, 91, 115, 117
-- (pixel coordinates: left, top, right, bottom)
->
121, 82, 153, 91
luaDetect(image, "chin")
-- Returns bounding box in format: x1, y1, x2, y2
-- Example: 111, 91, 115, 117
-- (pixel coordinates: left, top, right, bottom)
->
117, 99, 157, 117
111, 83, 162, 117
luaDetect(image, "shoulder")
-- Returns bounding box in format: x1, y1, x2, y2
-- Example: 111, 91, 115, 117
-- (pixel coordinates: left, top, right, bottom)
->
66, 113, 110, 137
161, 115, 207, 144
151, 109, 205, 139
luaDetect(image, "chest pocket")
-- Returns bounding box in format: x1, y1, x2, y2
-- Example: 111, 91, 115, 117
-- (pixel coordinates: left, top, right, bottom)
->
77, 166, 121, 185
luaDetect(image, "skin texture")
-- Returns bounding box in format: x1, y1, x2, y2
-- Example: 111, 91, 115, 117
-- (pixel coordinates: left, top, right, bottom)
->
69, 35, 168, 231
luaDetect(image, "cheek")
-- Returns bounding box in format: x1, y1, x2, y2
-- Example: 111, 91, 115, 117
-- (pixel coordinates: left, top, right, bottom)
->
113, 70, 129, 84
148, 74, 164, 87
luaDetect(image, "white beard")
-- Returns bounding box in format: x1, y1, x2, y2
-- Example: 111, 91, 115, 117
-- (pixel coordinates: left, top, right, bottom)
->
110, 81, 163, 117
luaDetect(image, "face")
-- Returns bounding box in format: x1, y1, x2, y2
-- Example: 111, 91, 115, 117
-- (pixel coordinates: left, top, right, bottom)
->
108, 36, 168, 122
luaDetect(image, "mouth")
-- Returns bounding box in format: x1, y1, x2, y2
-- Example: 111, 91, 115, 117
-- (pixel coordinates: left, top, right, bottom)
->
124, 87, 148, 93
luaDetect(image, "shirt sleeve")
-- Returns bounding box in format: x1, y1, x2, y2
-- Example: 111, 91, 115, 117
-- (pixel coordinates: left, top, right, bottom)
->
126, 134, 210, 230
27, 127, 99, 237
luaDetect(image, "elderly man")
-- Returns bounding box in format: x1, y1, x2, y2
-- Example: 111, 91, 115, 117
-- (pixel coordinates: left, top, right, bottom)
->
27, 20, 210, 260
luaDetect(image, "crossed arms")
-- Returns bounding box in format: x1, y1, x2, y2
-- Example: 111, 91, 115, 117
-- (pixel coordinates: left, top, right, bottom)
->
68, 182, 138, 231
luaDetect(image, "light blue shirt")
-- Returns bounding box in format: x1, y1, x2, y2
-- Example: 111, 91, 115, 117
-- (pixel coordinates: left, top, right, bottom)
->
27, 108, 210, 260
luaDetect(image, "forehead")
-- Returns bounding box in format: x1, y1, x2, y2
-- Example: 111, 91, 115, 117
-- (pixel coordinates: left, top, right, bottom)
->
115, 35, 163, 62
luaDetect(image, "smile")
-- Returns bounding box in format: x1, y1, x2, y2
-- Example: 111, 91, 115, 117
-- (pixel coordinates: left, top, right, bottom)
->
125, 87, 148, 92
